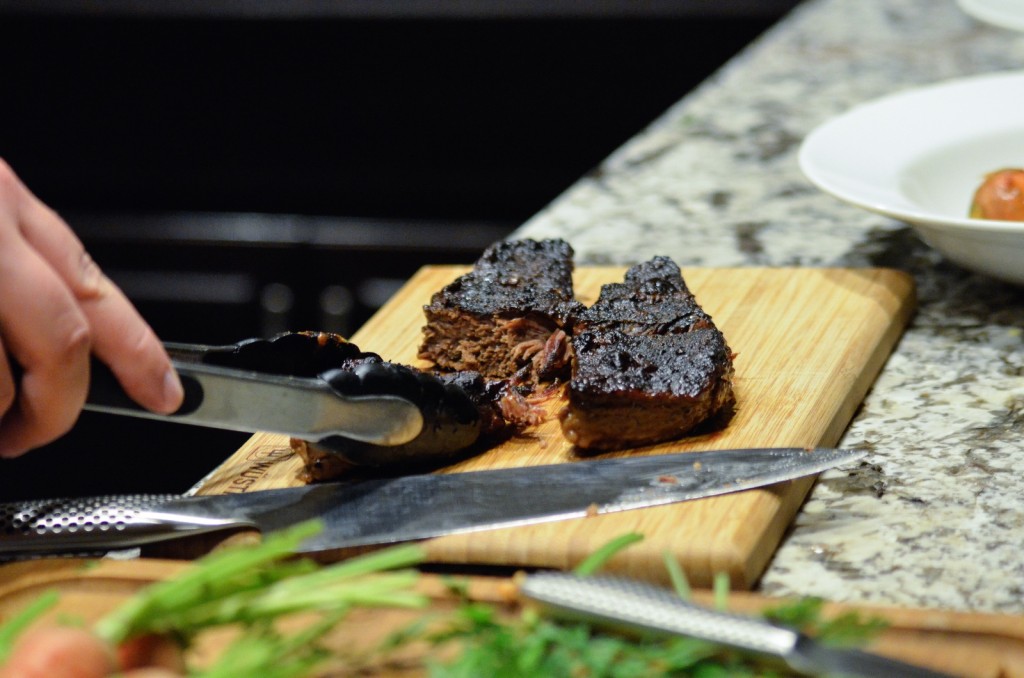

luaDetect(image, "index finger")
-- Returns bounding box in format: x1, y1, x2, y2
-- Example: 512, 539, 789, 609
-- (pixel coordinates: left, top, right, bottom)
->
6, 165, 183, 414
0, 181, 92, 457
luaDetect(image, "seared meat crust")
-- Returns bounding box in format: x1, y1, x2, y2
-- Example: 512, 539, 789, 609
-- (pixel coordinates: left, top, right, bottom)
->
294, 244, 736, 474
560, 329, 734, 450
419, 239, 583, 381
560, 257, 735, 450
573, 256, 714, 336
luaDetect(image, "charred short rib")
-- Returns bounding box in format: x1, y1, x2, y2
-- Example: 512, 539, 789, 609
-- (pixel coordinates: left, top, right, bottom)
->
560, 257, 735, 450
419, 239, 583, 383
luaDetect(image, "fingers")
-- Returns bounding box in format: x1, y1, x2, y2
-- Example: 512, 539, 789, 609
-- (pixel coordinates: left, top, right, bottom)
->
0, 231, 91, 458
0, 161, 93, 457
0, 160, 182, 457
79, 267, 183, 417
8, 168, 183, 417
72, 267, 183, 418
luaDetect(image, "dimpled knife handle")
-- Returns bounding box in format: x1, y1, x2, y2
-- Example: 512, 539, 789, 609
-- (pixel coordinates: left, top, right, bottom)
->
0, 494, 235, 557
519, 571, 798, 657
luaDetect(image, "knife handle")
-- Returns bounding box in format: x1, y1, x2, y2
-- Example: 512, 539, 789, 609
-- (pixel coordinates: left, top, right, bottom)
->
521, 572, 800, 657
520, 573, 954, 678
0, 495, 248, 558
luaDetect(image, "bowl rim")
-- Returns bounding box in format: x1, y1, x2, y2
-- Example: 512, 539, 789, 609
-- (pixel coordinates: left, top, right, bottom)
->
957, 0, 1024, 32
798, 70, 1024, 235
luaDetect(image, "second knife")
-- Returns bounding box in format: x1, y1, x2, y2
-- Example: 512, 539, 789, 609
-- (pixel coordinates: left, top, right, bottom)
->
0, 447, 863, 559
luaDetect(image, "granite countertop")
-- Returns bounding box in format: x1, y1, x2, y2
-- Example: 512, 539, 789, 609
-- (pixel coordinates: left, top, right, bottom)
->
513, 0, 1024, 614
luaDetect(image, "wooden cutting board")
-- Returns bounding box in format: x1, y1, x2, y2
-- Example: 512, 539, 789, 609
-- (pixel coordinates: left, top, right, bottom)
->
188, 266, 915, 589
1, 558, 1021, 677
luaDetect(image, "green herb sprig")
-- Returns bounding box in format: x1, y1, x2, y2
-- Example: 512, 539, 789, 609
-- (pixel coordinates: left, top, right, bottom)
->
1, 525, 887, 677
0, 589, 59, 665
0, 520, 428, 677
419, 535, 889, 678
96, 522, 426, 645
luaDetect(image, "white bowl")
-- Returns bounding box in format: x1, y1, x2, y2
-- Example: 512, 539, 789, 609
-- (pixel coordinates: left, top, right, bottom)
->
958, 0, 1024, 32
799, 70, 1024, 285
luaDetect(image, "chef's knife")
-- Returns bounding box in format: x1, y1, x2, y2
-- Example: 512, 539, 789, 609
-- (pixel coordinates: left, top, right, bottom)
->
520, 571, 954, 678
0, 447, 862, 559
83, 357, 424, 447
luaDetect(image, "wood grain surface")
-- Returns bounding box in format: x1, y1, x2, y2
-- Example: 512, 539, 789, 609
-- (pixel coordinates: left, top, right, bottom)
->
0, 558, 1020, 677
190, 266, 916, 589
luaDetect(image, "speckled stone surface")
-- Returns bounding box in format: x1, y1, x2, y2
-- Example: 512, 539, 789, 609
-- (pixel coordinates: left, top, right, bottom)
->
513, 0, 1024, 613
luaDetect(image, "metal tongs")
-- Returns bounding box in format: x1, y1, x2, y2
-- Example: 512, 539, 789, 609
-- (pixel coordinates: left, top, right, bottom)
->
84, 342, 424, 447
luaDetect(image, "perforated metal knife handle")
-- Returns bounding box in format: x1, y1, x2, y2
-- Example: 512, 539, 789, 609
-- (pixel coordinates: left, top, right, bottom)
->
0, 494, 244, 558
520, 572, 800, 657
521, 574, 956, 678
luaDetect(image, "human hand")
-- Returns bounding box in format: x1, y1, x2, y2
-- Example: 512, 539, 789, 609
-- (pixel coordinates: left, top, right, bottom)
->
0, 158, 183, 458
0, 626, 183, 678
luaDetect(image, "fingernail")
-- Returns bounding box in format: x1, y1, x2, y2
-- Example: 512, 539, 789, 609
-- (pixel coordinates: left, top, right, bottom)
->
162, 368, 184, 412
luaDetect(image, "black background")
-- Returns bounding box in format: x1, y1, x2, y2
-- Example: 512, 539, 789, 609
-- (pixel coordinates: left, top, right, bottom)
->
0, 6, 794, 499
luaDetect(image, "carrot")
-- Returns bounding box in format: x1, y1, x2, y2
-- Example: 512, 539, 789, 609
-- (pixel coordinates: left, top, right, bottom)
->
0, 628, 184, 678
0, 627, 113, 678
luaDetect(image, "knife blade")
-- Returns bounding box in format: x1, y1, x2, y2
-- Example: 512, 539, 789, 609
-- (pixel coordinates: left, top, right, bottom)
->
520, 571, 954, 678
83, 357, 424, 447
0, 447, 862, 559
